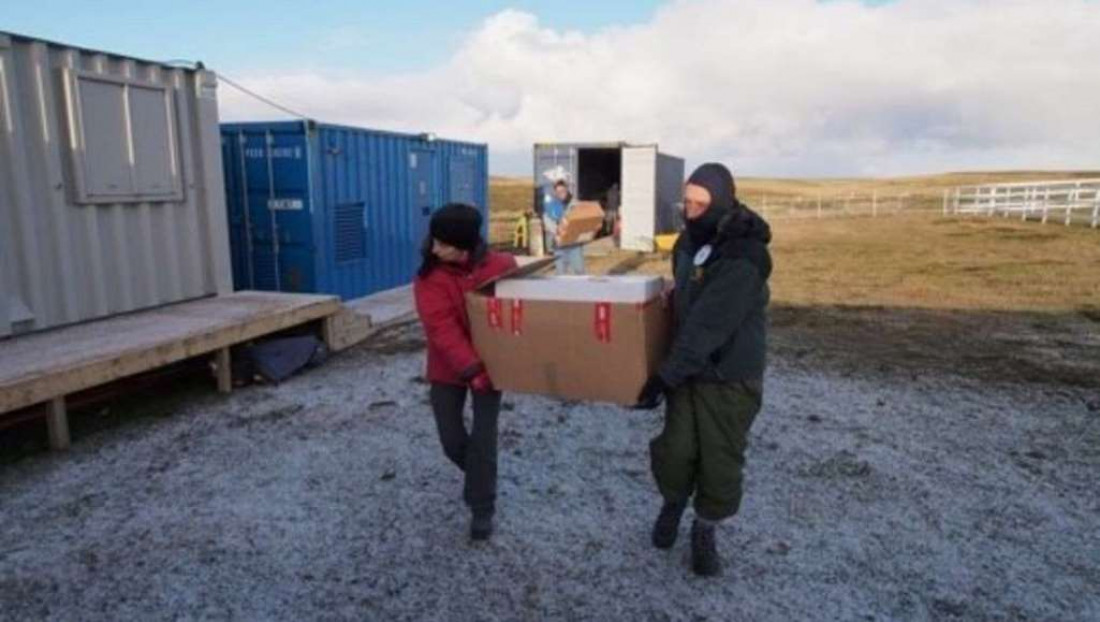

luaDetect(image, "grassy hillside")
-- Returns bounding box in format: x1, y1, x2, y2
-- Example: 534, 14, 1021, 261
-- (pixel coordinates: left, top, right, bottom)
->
584, 215, 1100, 312
489, 171, 1100, 246
491, 170, 1100, 214
736, 170, 1100, 200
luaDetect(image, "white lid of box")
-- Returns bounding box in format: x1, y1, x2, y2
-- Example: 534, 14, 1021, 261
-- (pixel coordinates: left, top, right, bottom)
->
495, 275, 664, 303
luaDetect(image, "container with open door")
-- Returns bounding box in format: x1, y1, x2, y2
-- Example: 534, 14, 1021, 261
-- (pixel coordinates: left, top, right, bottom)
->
532, 142, 685, 252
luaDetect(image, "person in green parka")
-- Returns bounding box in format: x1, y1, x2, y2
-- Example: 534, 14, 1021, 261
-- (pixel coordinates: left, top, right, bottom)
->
634, 162, 772, 577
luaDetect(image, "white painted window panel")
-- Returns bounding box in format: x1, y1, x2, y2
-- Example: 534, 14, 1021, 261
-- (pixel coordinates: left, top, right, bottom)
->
128, 85, 174, 196
78, 79, 131, 197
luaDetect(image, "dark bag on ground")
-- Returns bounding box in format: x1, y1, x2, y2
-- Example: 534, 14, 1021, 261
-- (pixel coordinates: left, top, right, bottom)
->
243, 335, 328, 384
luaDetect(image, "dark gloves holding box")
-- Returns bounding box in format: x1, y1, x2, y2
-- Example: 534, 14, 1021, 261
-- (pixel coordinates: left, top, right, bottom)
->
634, 374, 669, 410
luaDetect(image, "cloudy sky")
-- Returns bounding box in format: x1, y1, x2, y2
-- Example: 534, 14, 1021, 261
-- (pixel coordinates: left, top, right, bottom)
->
8, 0, 1099, 175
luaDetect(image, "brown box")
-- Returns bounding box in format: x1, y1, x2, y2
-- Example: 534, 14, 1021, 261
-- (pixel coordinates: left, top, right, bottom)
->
466, 275, 670, 405
557, 201, 605, 246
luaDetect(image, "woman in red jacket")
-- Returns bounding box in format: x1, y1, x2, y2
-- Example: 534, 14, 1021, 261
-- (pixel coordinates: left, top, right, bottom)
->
414, 203, 517, 541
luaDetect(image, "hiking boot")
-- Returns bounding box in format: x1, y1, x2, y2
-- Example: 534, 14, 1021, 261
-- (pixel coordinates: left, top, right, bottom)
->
651, 500, 687, 549
470, 511, 494, 542
691, 519, 722, 577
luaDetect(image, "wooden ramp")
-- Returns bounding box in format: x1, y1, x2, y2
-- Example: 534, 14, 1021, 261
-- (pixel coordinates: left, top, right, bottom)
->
344, 285, 416, 329
0, 291, 340, 450
326, 286, 417, 353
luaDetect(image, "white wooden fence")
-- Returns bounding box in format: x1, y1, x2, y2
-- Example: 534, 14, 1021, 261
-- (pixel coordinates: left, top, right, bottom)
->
753, 192, 923, 220
948, 178, 1100, 228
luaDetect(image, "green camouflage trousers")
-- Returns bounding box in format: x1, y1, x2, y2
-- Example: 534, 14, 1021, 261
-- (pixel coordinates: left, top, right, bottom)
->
649, 381, 762, 521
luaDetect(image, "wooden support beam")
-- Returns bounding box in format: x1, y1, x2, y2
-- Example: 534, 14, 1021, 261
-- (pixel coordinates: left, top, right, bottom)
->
320, 315, 337, 351
215, 348, 232, 394
45, 397, 70, 451
325, 307, 374, 353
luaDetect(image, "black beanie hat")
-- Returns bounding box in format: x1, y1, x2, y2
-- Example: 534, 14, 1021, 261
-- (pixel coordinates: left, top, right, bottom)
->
685, 163, 738, 246
430, 203, 483, 251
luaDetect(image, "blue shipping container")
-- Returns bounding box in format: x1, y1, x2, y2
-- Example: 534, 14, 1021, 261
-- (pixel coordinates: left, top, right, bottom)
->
220, 120, 489, 300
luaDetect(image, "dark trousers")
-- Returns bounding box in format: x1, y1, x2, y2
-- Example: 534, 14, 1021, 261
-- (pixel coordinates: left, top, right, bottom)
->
650, 381, 761, 522
429, 383, 502, 515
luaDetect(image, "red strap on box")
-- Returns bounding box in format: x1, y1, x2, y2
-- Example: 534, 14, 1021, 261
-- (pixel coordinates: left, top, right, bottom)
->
510, 300, 524, 336
487, 298, 503, 330
594, 302, 612, 344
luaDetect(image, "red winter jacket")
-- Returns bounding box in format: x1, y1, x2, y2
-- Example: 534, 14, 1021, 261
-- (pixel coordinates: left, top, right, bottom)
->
414, 249, 518, 386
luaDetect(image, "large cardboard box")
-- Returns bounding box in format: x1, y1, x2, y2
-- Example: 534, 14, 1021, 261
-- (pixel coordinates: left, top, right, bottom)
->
467, 275, 670, 405
558, 201, 605, 246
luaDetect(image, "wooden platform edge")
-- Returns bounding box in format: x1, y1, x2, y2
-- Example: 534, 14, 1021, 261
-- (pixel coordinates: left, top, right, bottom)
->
0, 296, 341, 414
326, 306, 374, 353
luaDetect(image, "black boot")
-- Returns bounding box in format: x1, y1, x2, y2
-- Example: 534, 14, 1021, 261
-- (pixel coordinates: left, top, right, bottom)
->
470, 511, 494, 542
651, 500, 687, 549
691, 519, 722, 577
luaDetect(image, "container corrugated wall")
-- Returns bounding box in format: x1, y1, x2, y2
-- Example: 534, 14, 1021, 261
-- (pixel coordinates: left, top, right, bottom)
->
221, 121, 488, 301
0, 32, 232, 338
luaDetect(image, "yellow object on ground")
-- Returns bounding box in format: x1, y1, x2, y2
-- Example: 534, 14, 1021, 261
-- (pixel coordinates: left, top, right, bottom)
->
513, 215, 528, 249
655, 233, 679, 252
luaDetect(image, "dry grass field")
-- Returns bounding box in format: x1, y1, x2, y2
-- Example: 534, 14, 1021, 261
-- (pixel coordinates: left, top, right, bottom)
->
601, 215, 1100, 313
775, 216, 1100, 312
488, 171, 1100, 245
488, 176, 536, 243
736, 170, 1100, 204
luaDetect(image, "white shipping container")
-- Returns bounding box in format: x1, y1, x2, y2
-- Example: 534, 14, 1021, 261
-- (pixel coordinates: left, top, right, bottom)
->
0, 32, 232, 337
533, 142, 685, 252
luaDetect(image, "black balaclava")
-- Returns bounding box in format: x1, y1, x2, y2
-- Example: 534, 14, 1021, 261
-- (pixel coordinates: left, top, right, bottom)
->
430, 203, 483, 251
685, 163, 738, 247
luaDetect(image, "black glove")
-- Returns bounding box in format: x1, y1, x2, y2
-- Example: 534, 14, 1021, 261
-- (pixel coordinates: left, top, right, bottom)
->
633, 374, 669, 410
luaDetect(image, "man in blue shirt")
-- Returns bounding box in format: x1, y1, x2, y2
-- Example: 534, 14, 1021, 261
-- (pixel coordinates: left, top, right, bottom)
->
543, 180, 586, 275
541, 180, 585, 275
542, 180, 569, 252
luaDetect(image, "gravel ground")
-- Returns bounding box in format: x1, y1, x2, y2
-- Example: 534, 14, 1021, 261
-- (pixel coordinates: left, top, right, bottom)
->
1, 323, 1099, 621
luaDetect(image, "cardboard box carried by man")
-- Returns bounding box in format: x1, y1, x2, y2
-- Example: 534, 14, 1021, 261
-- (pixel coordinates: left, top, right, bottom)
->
556, 201, 605, 247
467, 262, 670, 405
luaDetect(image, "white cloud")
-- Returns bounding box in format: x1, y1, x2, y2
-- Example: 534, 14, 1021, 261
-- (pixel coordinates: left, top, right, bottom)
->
217, 0, 1100, 176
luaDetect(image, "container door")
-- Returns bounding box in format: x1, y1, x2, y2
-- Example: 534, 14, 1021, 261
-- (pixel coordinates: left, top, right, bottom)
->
533, 145, 577, 215
222, 131, 252, 290
448, 156, 477, 206
240, 127, 313, 292
409, 148, 438, 267
654, 153, 686, 234
319, 126, 372, 300
620, 146, 658, 252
